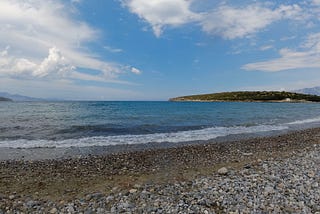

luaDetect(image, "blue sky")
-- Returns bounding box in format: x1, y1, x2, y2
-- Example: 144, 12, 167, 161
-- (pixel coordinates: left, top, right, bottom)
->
1, 0, 320, 100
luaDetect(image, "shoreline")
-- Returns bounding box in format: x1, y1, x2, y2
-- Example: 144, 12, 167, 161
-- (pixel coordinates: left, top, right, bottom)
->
0, 126, 294, 161
1, 127, 320, 212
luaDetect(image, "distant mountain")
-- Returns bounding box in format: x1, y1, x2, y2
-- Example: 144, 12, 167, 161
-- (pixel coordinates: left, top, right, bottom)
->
0, 92, 45, 101
293, 87, 320, 96
0, 97, 12, 101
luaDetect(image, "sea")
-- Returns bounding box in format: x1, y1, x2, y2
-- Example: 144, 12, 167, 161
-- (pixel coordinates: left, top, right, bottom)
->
1, 101, 320, 149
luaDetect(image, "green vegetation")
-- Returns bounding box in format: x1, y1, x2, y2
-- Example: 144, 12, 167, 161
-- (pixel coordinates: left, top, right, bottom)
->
0, 97, 12, 101
169, 91, 320, 102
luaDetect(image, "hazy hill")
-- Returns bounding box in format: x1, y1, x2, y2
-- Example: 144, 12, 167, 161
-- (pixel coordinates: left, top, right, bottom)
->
293, 87, 320, 96
170, 91, 320, 102
0, 97, 12, 101
0, 92, 45, 101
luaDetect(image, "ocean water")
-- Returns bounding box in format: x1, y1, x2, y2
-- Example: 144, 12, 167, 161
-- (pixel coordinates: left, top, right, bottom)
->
1, 101, 320, 148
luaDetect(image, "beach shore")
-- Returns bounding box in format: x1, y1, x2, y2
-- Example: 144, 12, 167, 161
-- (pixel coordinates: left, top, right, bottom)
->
1, 128, 320, 213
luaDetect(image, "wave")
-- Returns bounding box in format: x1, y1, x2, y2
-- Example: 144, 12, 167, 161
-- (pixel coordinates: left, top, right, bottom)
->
286, 117, 320, 125
55, 124, 210, 136
0, 124, 288, 148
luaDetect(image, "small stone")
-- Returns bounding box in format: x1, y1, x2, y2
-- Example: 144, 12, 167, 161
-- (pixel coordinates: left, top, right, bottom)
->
129, 189, 137, 194
96, 208, 105, 213
8, 195, 15, 200
218, 167, 228, 175
299, 201, 304, 207
0, 194, 6, 200
106, 195, 114, 202
264, 186, 274, 195
110, 207, 116, 212
67, 205, 75, 213
49, 208, 58, 214
121, 202, 133, 209
312, 182, 319, 188
91, 192, 104, 199
111, 187, 118, 192
133, 184, 141, 189
26, 200, 40, 208
244, 164, 251, 169
307, 171, 315, 178
85, 194, 92, 201
277, 183, 285, 189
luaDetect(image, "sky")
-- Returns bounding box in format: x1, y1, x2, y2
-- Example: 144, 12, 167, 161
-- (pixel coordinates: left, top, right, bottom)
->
0, 0, 320, 100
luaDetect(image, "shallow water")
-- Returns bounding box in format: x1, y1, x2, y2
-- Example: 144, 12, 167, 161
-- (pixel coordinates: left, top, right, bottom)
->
1, 101, 320, 148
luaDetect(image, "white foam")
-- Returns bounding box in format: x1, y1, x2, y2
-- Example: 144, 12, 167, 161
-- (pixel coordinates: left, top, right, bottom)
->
0, 124, 288, 148
286, 117, 320, 125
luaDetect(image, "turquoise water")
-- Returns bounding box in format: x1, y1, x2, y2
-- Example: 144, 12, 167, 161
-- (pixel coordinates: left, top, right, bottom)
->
0, 101, 320, 148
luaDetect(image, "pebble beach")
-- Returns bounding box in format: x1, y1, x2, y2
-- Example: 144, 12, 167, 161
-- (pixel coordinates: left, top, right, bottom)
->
1, 128, 320, 213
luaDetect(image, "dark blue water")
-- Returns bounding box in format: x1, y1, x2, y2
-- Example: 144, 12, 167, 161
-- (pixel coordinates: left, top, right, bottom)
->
0, 101, 320, 148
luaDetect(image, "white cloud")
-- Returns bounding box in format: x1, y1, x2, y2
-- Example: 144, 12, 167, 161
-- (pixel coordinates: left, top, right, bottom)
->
124, 1, 306, 39
0, 46, 9, 57
0, 0, 131, 84
201, 5, 275, 39
131, 67, 142, 75
103, 46, 123, 53
0, 46, 139, 85
123, 0, 201, 37
201, 4, 302, 39
34, 47, 75, 78
260, 45, 273, 51
0, 1, 96, 49
0, 46, 74, 78
0, 47, 37, 76
280, 36, 296, 41
313, 0, 320, 5
243, 33, 320, 72
71, 0, 82, 4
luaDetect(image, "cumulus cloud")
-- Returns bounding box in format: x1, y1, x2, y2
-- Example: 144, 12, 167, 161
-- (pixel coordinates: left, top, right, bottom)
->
0, 46, 137, 86
0, 47, 36, 76
34, 47, 74, 78
243, 33, 320, 72
0, 0, 134, 83
0, 46, 74, 78
124, 1, 306, 39
123, 0, 201, 37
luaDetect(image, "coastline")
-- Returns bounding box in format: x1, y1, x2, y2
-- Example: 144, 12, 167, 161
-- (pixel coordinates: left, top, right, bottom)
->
169, 91, 320, 103
169, 99, 315, 103
0, 128, 289, 161
1, 127, 320, 213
